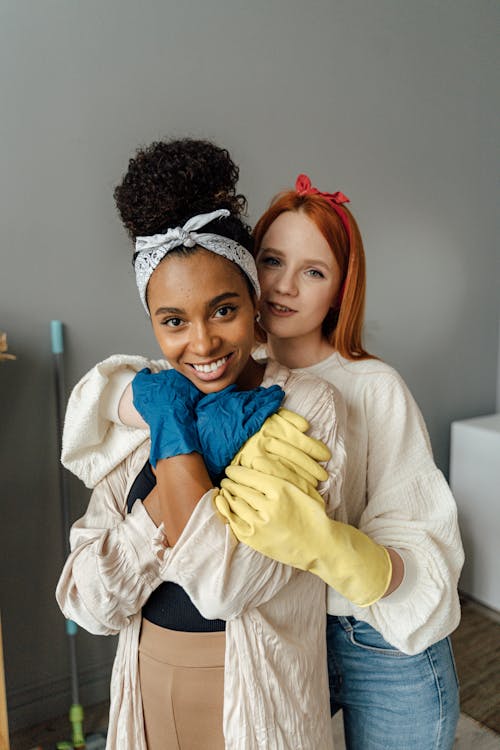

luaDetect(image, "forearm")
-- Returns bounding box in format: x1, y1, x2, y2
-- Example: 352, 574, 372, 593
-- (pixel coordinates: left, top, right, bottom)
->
118, 382, 148, 428
155, 453, 213, 545
161, 492, 296, 620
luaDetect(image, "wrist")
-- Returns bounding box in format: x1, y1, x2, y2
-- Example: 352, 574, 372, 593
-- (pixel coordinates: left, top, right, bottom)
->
382, 548, 404, 597
312, 519, 393, 606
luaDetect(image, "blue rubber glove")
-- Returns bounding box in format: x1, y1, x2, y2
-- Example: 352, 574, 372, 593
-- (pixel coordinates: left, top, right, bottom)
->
132, 368, 203, 467
196, 384, 285, 482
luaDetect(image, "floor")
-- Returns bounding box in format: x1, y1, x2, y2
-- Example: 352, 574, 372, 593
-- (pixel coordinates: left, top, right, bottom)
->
450, 598, 500, 734
9, 598, 500, 749
11, 708, 500, 750
331, 712, 500, 749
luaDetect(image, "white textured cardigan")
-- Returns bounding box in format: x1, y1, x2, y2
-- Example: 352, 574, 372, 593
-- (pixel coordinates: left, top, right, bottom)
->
57, 358, 346, 750
300, 351, 463, 655
62, 350, 464, 657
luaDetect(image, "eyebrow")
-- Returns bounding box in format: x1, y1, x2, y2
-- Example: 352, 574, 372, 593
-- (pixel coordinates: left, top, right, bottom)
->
259, 247, 332, 271
154, 291, 241, 317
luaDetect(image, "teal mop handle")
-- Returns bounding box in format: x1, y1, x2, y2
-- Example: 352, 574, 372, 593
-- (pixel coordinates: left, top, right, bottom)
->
51, 321, 85, 748
51, 321, 71, 557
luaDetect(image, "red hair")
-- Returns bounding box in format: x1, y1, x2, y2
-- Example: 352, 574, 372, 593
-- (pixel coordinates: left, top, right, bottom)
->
253, 190, 375, 360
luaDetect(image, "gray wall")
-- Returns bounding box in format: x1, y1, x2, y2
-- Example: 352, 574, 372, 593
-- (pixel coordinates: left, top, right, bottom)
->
1, 0, 498, 731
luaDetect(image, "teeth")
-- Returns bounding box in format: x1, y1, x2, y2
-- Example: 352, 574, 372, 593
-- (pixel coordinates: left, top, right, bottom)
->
192, 356, 228, 373
273, 303, 292, 312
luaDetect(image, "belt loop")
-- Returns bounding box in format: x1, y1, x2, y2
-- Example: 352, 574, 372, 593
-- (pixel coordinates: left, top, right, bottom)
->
338, 616, 353, 633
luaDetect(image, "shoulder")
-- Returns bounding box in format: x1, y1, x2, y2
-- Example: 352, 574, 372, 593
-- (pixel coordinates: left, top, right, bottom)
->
90, 353, 170, 376
262, 358, 345, 440
264, 357, 341, 410
315, 355, 417, 407
341, 359, 432, 453
322, 354, 406, 388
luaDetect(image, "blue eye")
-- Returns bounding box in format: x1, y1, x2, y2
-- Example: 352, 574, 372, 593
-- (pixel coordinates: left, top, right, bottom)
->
306, 269, 325, 279
260, 256, 281, 267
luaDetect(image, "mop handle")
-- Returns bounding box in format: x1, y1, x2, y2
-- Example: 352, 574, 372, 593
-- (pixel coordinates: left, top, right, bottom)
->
51, 319, 64, 356
51, 321, 85, 748
51, 321, 71, 555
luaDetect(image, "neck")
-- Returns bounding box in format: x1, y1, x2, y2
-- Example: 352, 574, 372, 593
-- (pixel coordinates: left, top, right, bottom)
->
236, 355, 266, 389
267, 331, 335, 370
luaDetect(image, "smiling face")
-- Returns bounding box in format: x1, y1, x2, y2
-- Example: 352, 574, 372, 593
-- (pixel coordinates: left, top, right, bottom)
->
147, 249, 262, 393
256, 210, 342, 354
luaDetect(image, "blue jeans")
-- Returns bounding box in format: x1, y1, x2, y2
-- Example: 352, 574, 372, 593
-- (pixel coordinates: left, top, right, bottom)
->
327, 615, 460, 750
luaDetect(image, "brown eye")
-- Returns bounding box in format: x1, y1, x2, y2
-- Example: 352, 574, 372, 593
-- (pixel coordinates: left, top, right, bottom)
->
214, 305, 237, 318
164, 317, 183, 328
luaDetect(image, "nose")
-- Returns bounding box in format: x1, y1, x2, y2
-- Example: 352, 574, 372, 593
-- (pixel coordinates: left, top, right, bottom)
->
273, 268, 299, 296
189, 321, 222, 357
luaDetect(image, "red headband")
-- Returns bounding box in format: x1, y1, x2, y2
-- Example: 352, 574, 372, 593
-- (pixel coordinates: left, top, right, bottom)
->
295, 173, 350, 308
295, 174, 351, 243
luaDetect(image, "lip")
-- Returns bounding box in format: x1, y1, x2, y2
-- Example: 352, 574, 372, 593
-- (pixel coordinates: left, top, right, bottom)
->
266, 301, 298, 317
187, 352, 234, 382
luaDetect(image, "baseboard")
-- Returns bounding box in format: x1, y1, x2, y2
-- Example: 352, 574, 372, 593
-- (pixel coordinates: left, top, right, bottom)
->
7, 659, 114, 733
459, 591, 500, 623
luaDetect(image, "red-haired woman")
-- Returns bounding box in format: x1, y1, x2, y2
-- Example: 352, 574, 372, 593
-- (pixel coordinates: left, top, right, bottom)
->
232, 174, 462, 750
62, 173, 463, 750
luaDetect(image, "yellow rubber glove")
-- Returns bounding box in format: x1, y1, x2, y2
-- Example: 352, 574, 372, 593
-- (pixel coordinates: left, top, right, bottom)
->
231, 408, 331, 488
215, 466, 392, 607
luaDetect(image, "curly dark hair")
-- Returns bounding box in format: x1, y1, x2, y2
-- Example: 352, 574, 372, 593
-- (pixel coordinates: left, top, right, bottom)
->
114, 138, 253, 253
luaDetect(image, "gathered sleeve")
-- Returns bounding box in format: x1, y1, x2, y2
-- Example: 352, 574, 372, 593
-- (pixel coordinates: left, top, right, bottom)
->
348, 372, 463, 654
61, 354, 169, 488
55, 446, 164, 635
159, 492, 296, 620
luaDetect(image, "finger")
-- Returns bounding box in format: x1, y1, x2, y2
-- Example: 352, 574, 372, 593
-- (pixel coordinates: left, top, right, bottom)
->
222, 493, 262, 531
224, 465, 325, 506
219, 477, 268, 510
243, 403, 283, 436
274, 408, 310, 433
213, 491, 231, 524
213, 492, 253, 537
244, 455, 317, 494
214, 491, 256, 539
263, 420, 332, 462
271, 456, 321, 487
249, 437, 330, 480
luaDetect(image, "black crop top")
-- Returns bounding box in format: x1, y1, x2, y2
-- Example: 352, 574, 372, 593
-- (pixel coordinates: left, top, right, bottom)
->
127, 461, 225, 632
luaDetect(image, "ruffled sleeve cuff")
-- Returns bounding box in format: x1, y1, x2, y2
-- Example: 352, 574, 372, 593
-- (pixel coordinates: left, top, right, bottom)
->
380, 547, 419, 604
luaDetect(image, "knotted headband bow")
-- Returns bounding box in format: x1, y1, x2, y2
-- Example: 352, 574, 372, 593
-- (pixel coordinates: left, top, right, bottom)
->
295, 174, 351, 242
134, 208, 260, 314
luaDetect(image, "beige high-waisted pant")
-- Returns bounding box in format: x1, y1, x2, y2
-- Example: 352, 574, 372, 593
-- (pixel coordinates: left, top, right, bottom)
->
138, 618, 226, 750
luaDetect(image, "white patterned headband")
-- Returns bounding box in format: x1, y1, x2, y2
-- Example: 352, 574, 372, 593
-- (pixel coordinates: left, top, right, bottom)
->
134, 208, 260, 314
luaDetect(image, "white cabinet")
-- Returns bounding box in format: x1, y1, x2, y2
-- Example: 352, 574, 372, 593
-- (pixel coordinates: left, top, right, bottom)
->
450, 413, 500, 612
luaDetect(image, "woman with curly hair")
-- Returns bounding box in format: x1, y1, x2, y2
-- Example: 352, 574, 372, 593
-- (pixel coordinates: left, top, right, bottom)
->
58, 139, 393, 750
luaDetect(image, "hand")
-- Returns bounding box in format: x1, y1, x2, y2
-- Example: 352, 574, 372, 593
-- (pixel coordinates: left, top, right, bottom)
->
215, 466, 326, 551
231, 408, 331, 486
132, 368, 202, 467
215, 467, 392, 607
196, 384, 285, 481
